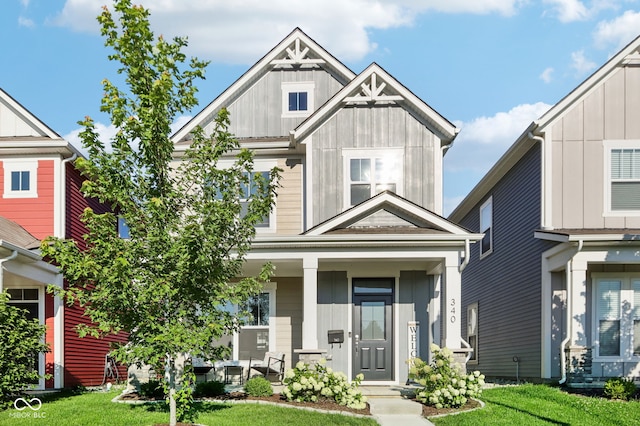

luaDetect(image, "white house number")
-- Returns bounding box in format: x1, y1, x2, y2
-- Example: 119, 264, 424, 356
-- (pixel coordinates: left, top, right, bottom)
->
450, 299, 456, 323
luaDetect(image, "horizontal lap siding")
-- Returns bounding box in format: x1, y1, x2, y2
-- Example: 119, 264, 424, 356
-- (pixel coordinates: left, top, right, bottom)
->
0, 159, 54, 239
275, 157, 302, 235
64, 164, 127, 387
460, 145, 556, 379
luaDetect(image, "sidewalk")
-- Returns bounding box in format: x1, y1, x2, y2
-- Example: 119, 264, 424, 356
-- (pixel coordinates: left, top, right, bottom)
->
361, 386, 435, 426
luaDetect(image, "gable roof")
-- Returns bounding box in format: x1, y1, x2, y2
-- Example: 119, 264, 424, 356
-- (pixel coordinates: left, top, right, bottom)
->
291, 62, 459, 146
171, 28, 356, 144
306, 191, 478, 238
449, 35, 640, 222
0, 87, 80, 157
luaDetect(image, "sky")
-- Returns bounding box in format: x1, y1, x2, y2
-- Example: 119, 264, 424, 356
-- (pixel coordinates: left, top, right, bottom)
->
2, 1, 640, 215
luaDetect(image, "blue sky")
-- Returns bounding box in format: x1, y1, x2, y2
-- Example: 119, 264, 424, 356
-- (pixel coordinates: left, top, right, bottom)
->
2, 1, 640, 214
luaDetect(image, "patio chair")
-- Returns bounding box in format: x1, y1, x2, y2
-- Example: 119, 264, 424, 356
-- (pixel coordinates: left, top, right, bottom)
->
247, 352, 285, 382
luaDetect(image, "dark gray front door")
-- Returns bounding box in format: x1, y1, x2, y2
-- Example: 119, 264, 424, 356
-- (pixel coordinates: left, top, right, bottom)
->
353, 279, 393, 381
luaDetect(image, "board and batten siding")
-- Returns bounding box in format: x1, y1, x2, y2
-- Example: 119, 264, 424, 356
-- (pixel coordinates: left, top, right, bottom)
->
459, 145, 556, 379
311, 104, 440, 225
550, 65, 640, 229
317, 271, 349, 376
205, 68, 345, 139
274, 277, 303, 371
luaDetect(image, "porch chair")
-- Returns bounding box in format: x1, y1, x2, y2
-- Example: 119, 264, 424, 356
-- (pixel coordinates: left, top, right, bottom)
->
247, 352, 285, 382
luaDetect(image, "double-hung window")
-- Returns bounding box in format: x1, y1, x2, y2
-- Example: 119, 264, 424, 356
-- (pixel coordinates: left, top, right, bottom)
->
281, 82, 314, 118
479, 197, 493, 257
3, 160, 38, 198
343, 149, 403, 207
593, 274, 640, 359
240, 171, 271, 228
605, 141, 640, 214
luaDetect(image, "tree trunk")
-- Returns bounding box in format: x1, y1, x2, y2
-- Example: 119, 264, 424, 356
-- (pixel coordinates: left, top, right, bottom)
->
167, 356, 177, 426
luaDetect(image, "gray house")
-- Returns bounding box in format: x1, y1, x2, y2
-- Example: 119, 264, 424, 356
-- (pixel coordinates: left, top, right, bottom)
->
172, 28, 482, 385
449, 36, 640, 385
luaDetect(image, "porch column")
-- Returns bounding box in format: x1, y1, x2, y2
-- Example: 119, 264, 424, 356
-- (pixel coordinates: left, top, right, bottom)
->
442, 257, 462, 349
302, 256, 318, 349
569, 259, 588, 347
53, 273, 64, 388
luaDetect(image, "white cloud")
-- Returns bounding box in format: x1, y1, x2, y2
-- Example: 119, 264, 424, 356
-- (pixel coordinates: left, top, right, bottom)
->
540, 67, 554, 83
570, 50, 597, 76
593, 10, 640, 51
18, 16, 35, 28
446, 102, 552, 173
50, 0, 525, 64
543, 0, 589, 22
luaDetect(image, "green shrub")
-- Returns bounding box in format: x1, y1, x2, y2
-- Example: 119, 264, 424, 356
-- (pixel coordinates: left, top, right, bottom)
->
603, 377, 637, 401
0, 292, 50, 408
194, 380, 226, 397
244, 376, 273, 397
408, 343, 485, 409
139, 379, 165, 399
282, 359, 367, 409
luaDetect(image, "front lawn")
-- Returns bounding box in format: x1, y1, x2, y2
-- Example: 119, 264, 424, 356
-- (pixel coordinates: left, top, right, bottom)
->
431, 383, 640, 426
0, 389, 377, 426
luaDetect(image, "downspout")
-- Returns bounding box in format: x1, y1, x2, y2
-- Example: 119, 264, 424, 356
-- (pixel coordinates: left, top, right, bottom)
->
559, 239, 583, 385
459, 238, 472, 362
528, 132, 549, 230
0, 249, 18, 294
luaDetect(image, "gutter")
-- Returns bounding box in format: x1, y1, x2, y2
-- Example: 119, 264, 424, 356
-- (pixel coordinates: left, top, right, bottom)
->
559, 239, 583, 385
0, 249, 18, 294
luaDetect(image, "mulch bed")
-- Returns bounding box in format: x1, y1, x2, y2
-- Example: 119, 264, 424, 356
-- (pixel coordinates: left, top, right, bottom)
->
419, 398, 482, 417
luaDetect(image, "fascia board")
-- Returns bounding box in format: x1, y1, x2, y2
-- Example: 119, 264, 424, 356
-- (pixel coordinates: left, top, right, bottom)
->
171, 28, 356, 144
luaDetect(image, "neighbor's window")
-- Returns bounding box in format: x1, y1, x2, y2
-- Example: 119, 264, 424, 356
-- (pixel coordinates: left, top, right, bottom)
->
344, 150, 403, 207
479, 197, 493, 257
282, 82, 314, 117
3, 160, 37, 198
594, 275, 640, 359
467, 302, 478, 362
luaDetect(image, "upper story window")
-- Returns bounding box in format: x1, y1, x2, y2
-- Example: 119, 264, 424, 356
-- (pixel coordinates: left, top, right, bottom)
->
281, 82, 314, 118
343, 149, 403, 207
241, 171, 272, 229
593, 274, 640, 360
479, 197, 493, 258
3, 160, 38, 198
605, 141, 640, 215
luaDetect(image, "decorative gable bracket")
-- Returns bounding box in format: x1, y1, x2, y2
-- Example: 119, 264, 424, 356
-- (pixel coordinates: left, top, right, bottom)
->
622, 48, 640, 65
270, 38, 326, 67
343, 72, 404, 105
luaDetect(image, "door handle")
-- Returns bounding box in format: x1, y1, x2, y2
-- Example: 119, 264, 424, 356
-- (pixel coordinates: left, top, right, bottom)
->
354, 334, 359, 354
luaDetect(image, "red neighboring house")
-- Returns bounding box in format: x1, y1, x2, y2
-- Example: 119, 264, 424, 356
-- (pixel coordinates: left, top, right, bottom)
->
0, 87, 126, 389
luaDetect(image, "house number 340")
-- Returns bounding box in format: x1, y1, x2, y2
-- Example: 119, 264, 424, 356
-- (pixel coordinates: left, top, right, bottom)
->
450, 299, 456, 323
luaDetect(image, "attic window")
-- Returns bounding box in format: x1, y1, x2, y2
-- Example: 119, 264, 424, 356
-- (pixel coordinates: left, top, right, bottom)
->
282, 82, 314, 118
3, 160, 37, 199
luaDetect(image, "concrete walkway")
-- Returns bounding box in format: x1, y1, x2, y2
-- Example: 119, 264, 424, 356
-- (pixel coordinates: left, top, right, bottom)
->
361, 386, 435, 426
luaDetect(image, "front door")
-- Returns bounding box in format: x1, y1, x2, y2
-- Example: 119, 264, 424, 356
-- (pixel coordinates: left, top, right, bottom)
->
353, 278, 393, 381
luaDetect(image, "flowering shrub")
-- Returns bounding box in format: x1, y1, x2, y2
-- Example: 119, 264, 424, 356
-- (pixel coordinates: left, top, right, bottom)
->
408, 344, 484, 409
282, 358, 367, 409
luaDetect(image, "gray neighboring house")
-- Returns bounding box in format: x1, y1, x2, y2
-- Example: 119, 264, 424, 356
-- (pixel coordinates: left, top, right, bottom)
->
171, 28, 483, 385
449, 36, 640, 385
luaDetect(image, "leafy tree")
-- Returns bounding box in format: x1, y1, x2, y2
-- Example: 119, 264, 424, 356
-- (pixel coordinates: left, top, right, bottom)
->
41, 1, 279, 424
0, 292, 50, 408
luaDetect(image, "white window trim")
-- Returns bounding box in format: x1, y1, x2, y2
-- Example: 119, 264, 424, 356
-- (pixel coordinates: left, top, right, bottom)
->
232, 282, 277, 360
5, 286, 46, 389
3, 159, 38, 198
342, 148, 404, 210
603, 140, 640, 216
591, 273, 640, 362
479, 196, 493, 259
217, 159, 277, 234
281, 81, 315, 118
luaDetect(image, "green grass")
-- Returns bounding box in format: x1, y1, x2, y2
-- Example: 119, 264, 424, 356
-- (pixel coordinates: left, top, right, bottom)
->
0, 390, 377, 426
432, 383, 640, 426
